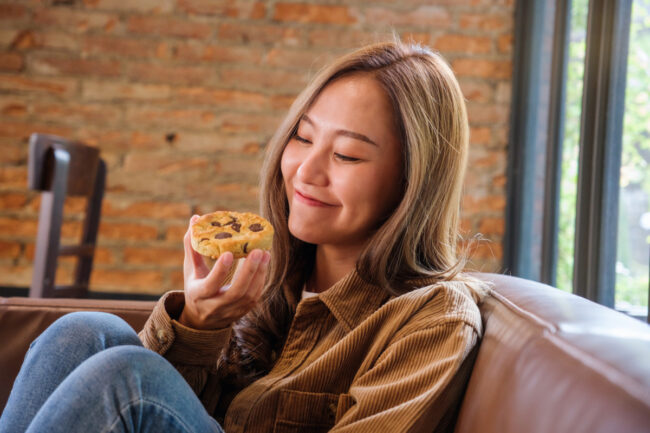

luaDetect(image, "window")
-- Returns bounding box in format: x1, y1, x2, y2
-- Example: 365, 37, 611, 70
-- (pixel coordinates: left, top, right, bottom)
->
505, 0, 649, 322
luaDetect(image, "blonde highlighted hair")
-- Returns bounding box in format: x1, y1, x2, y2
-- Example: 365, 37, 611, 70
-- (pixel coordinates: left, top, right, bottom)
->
218, 40, 483, 389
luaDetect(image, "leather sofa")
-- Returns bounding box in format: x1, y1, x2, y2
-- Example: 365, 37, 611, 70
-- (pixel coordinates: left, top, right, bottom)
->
1, 273, 649, 432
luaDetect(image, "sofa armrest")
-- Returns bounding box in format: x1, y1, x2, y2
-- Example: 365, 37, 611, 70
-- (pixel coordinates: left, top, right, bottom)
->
0, 297, 156, 412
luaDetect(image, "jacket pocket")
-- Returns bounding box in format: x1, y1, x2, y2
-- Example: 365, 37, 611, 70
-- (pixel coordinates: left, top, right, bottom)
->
273, 389, 341, 433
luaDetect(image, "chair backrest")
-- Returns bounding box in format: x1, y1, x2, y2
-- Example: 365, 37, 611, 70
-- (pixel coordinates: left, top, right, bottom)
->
28, 133, 106, 298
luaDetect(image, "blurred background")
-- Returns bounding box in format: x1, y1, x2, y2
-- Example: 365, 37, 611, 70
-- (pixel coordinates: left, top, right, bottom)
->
0, 0, 512, 296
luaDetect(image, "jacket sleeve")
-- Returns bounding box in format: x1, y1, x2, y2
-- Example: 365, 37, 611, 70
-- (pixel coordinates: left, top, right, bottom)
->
330, 320, 481, 433
138, 290, 232, 412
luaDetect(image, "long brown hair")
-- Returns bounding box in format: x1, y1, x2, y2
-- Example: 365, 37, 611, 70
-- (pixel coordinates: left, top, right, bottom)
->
218, 40, 485, 390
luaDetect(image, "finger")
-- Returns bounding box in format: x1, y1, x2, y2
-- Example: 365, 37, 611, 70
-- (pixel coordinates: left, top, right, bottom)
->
226, 250, 264, 302
200, 252, 234, 298
184, 216, 210, 279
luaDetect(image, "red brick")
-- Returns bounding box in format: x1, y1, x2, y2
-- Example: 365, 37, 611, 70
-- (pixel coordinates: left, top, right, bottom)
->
178, 0, 266, 19
361, 6, 451, 28
0, 52, 24, 72
81, 80, 171, 102
98, 222, 158, 241
400, 32, 432, 46
495, 81, 511, 104
0, 121, 73, 140
459, 13, 512, 32
90, 269, 165, 294
478, 217, 505, 236
0, 143, 28, 163
263, 47, 333, 70
0, 218, 38, 237
125, 106, 217, 130
452, 59, 512, 79
122, 153, 210, 175
0, 167, 28, 187
219, 112, 282, 134
31, 55, 121, 77
0, 4, 28, 20
23, 243, 114, 265
176, 43, 263, 65
83, 0, 174, 13
469, 127, 491, 145
220, 66, 307, 93
274, 3, 356, 24
434, 34, 492, 54
0, 240, 21, 259
123, 246, 184, 267
0, 264, 32, 287
165, 224, 188, 242
0, 74, 76, 96
173, 87, 270, 110
467, 103, 510, 124
308, 29, 384, 48
32, 8, 119, 33
127, 16, 213, 40
459, 80, 493, 103
0, 98, 28, 117
218, 22, 302, 46
125, 62, 215, 85
102, 199, 190, 219
466, 239, 503, 261
32, 102, 122, 125
10, 30, 78, 51
461, 195, 506, 213
498, 34, 513, 53
83, 36, 170, 59
493, 173, 507, 188
271, 94, 295, 109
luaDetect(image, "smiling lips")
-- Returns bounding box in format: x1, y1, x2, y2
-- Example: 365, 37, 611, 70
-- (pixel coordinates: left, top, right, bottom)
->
294, 189, 334, 207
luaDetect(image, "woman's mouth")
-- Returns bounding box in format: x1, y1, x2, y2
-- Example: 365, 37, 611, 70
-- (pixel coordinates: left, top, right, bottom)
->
294, 189, 333, 207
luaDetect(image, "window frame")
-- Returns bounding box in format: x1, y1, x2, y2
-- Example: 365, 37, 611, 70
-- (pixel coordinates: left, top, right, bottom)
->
504, 0, 643, 320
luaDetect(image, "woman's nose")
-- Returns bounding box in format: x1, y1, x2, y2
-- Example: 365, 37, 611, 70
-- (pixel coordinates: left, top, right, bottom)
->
296, 145, 329, 186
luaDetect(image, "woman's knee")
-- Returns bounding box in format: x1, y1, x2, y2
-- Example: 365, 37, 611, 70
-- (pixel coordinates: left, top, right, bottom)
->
34, 311, 141, 351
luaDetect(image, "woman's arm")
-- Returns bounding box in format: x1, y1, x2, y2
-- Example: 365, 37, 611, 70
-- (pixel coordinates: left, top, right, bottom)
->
330, 320, 481, 433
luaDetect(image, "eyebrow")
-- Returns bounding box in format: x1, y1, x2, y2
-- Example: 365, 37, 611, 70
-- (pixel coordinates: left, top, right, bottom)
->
301, 114, 378, 147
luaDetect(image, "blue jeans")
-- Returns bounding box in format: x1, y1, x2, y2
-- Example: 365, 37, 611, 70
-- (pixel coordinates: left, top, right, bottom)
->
0, 312, 224, 433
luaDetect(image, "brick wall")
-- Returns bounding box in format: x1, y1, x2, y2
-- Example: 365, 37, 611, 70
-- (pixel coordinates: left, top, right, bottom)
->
0, 0, 513, 295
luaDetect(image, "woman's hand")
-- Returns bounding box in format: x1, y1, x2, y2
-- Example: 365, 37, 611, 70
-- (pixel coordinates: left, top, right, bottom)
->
179, 215, 271, 330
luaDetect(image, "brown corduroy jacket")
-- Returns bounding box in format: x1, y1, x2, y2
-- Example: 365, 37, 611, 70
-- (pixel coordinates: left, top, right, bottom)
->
138, 271, 485, 433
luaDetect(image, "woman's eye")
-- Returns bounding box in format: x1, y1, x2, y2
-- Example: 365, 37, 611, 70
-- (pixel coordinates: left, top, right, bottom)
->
294, 134, 311, 144
335, 153, 360, 162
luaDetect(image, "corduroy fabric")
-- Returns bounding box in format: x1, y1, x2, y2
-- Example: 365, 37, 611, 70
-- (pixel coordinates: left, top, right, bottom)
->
138, 270, 484, 433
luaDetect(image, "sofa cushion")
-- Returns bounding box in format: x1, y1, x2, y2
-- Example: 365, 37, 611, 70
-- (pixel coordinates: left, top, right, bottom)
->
455, 273, 650, 433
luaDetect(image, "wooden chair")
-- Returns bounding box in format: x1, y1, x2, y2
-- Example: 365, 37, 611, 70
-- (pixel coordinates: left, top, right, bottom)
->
28, 133, 106, 298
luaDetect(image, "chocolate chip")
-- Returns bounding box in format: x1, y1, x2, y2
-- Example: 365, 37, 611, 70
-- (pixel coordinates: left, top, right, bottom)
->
231, 222, 241, 232
249, 223, 263, 232
214, 232, 232, 239
243, 242, 248, 253
210, 221, 221, 227
223, 217, 237, 227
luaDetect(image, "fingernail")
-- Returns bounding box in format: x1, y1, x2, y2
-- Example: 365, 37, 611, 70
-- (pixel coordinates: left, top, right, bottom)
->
221, 252, 233, 267
250, 250, 262, 263
262, 251, 271, 264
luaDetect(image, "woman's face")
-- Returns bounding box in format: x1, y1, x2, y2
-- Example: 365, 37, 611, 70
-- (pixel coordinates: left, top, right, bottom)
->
281, 73, 403, 249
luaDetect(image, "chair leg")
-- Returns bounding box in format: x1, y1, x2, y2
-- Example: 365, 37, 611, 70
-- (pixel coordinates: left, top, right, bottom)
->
30, 149, 70, 298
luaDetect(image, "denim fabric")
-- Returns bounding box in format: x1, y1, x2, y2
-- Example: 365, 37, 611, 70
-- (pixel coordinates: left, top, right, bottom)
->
0, 312, 223, 433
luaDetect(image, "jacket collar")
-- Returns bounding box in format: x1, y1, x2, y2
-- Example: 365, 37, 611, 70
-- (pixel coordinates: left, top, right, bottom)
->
316, 270, 390, 333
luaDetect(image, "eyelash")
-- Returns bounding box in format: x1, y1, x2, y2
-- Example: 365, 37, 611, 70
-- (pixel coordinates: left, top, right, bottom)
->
293, 134, 360, 162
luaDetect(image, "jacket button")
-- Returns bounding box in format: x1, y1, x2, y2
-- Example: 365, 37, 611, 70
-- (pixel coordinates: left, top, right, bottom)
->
156, 329, 168, 344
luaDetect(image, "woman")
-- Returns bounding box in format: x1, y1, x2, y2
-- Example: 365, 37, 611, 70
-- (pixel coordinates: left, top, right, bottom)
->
0, 41, 488, 433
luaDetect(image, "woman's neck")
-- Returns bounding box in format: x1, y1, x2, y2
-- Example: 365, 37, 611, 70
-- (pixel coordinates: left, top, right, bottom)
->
308, 244, 362, 293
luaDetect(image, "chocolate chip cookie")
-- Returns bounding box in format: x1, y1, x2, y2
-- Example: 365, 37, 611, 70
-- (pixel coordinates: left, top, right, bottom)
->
190, 211, 274, 259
